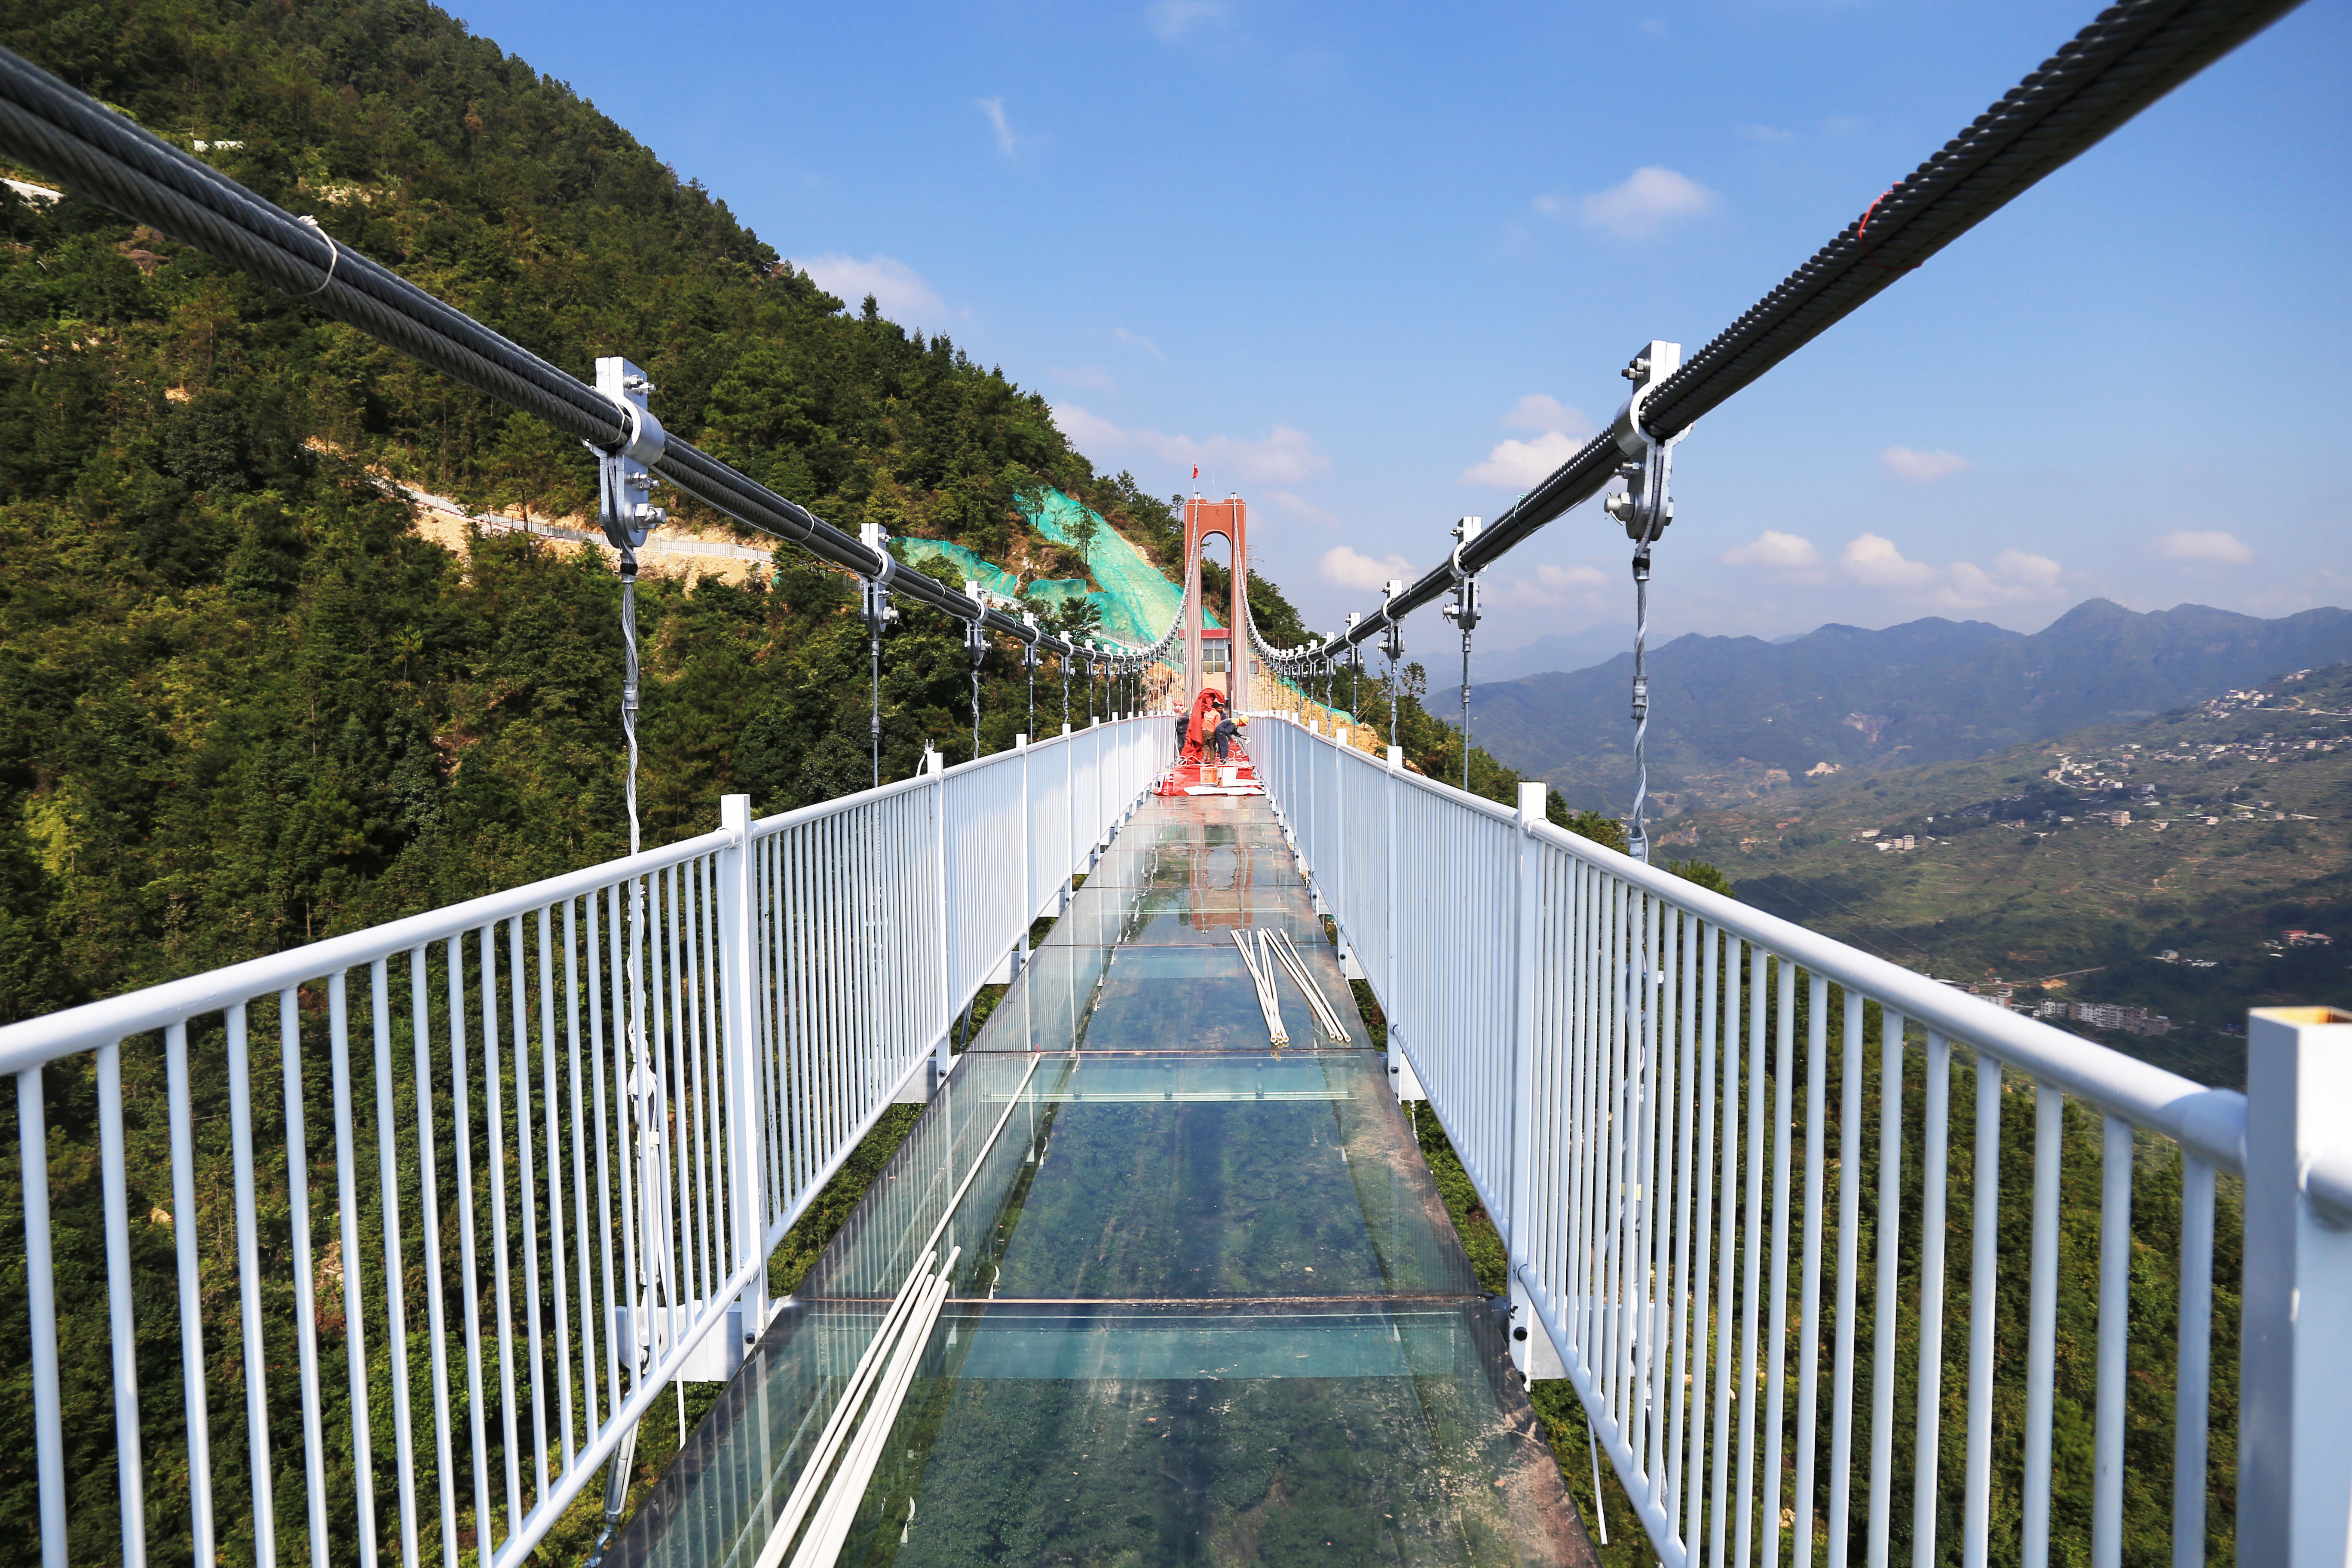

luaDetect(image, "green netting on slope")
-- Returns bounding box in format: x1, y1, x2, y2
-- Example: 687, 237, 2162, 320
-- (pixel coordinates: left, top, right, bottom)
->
895, 490, 1217, 650
891, 537, 1022, 600
1021, 489, 1216, 644
1017, 575, 1097, 626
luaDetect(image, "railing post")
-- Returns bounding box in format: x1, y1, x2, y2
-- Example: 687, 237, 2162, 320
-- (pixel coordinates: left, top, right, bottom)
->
1506, 782, 1562, 1378
2239, 1005, 2352, 1567
931, 760, 955, 1087
1090, 715, 1106, 855
717, 794, 766, 1338
1017, 733, 1032, 926
1384, 744, 1421, 1102
1329, 729, 1346, 947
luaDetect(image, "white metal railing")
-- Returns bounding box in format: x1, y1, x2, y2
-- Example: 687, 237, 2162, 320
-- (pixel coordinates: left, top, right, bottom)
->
0, 714, 1164, 1568
1249, 713, 2352, 1568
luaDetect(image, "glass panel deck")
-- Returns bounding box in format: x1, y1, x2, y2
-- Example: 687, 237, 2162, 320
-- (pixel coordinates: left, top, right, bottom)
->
610, 790, 1590, 1568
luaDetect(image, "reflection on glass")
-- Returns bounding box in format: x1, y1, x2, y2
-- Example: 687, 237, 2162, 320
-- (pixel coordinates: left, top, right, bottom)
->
1042, 885, 1326, 950
972, 943, 1359, 1054
845, 1302, 1586, 1568
610, 796, 1586, 1568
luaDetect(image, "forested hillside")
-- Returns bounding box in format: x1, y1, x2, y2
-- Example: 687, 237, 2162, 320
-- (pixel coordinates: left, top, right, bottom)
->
0, 0, 1582, 1031
0, 5, 1595, 1558
0, 0, 1250, 1027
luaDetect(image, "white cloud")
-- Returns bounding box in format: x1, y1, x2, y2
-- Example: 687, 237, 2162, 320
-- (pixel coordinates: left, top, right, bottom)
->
1539, 564, 1609, 592
1840, 533, 1938, 591
1052, 402, 1330, 485
1837, 533, 2063, 611
1737, 124, 1798, 144
974, 98, 1047, 159
1501, 394, 1592, 435
1267, 490, 1338, 526
1461, 431, 1583, 490
1321, 544, 1412, 591
1051, 402, 1129, 450
2153, 529, 2253, 564
1050, 364, 1117, 392
1489, 562, 1614, 607
790, 254, 948, 324
1721, 530, 1823, 571
1881, 446, 1971, 482
1148, 0, 1229, 40
976, 98, 1017, 158
1112, 327, 1166, 362
1578, 167, 1720, 239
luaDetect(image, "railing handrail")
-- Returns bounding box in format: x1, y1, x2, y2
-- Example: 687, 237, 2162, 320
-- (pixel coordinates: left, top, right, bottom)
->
1269, 714, 2248, 1173
1246, 710, 2340, 1567
3, 712, 1167, 1568
0, 824, 735, 1075
2, 714, 1169, 1075
744, 714, 1135, 841
1523, 813, 2248, 1172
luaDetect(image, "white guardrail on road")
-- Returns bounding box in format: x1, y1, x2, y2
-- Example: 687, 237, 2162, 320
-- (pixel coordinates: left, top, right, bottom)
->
1247, 711, 2352, 1568
0, 714, 1167, 1568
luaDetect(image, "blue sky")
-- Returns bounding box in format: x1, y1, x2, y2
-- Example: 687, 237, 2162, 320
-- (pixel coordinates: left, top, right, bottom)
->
459, 0, 2349, 655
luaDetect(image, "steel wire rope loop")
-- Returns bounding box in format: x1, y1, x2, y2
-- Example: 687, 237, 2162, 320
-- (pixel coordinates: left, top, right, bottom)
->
292, 215, 340, 296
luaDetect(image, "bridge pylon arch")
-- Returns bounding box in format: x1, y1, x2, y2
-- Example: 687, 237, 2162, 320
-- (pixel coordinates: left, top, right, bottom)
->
1181, 494, 1250, 706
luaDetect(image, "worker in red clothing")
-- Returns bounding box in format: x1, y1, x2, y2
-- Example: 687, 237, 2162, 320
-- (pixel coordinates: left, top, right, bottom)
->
1179, 686, 1228, 763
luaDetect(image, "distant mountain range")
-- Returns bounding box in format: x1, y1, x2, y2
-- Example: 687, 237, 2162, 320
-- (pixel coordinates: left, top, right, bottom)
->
1468, 600, 2352, 812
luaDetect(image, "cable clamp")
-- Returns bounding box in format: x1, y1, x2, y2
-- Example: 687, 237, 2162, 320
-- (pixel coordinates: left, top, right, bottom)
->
963, 581, 990, 665
859, 521, 898, 589
611, 394, 666, 466
1604, 341, 1687, 542
593, 356, 666, 548
1608, 340, 1687, 459
1448, 516, 1484, 581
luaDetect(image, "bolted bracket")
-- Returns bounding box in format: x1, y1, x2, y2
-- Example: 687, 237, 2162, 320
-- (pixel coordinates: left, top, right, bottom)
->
859, 523, 900, 638
1604, 340, 1684, 545
962, 580, 989, 669
1379, 579, 1406, 666
1605, 341, 1687, 866
591, 356, 667, 551
1441, 519, 1484, 786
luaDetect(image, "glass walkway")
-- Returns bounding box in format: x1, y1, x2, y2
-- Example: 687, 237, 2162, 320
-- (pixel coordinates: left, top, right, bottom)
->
611, 789, 1594, 1567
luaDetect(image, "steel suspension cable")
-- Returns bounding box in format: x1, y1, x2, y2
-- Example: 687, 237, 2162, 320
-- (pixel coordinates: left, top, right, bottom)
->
0, 44, 1076, 659
1307, 0, 2305, 662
